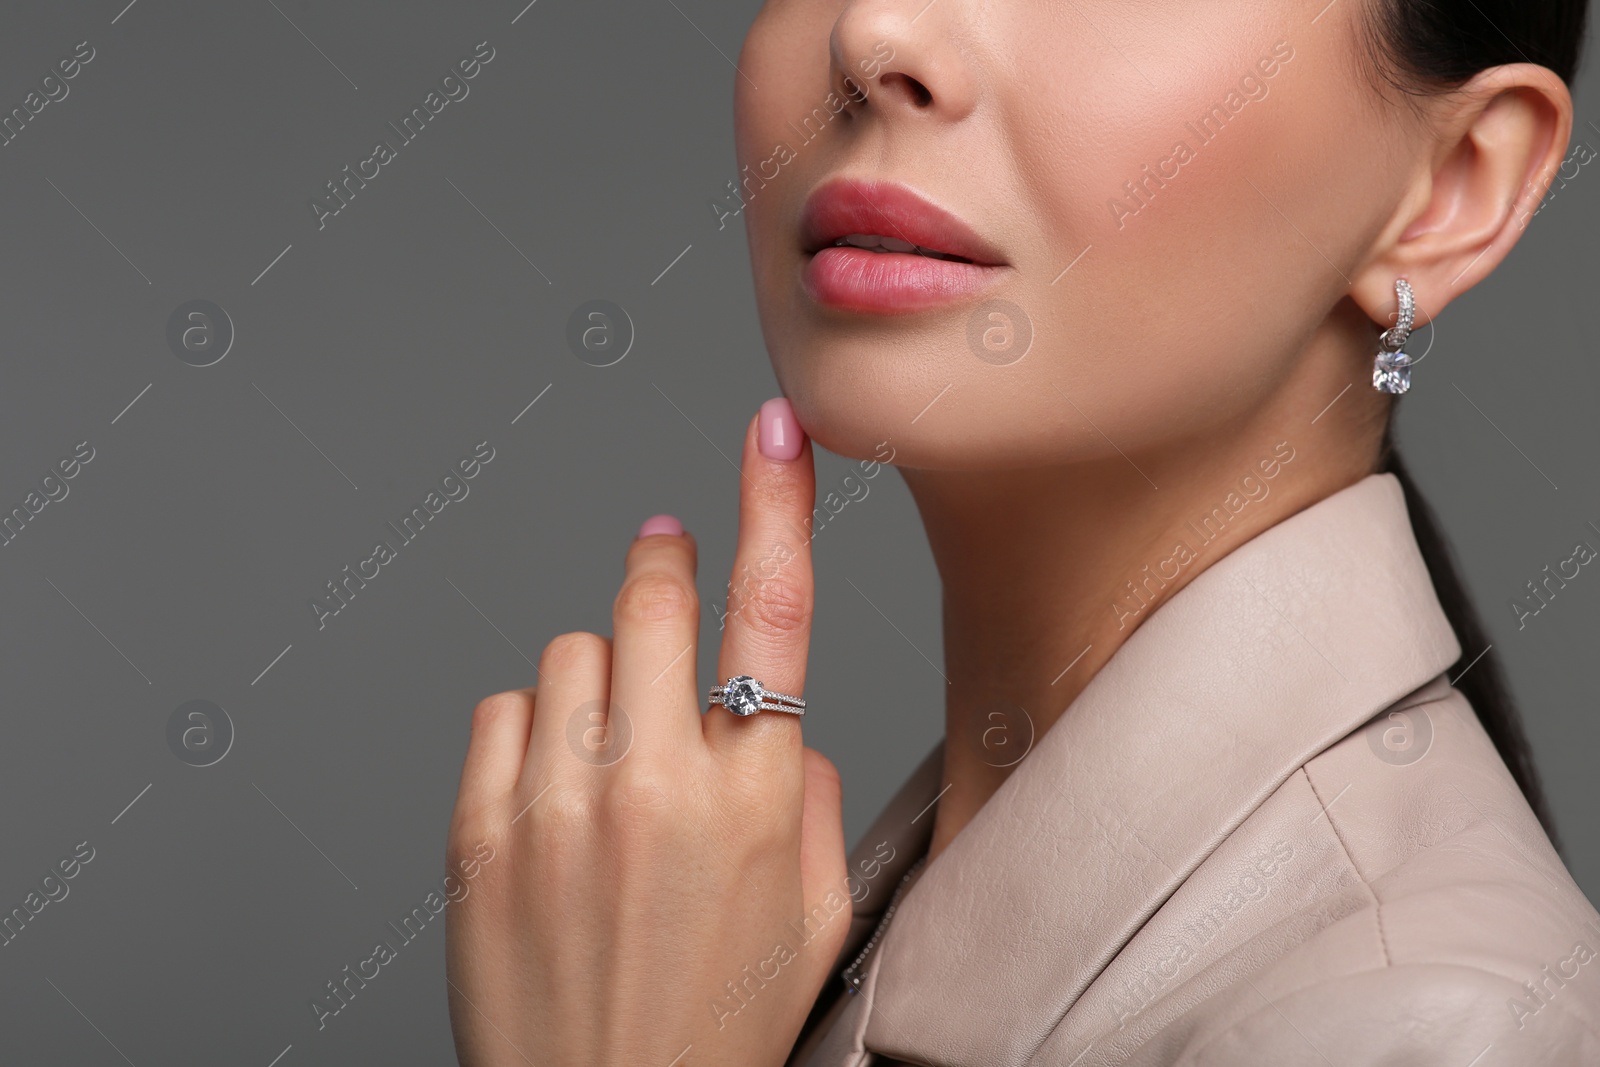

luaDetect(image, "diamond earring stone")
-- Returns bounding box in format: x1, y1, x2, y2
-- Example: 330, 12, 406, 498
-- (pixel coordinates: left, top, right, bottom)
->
1372, 280, 1418, 395
1373, 349, 1415, 394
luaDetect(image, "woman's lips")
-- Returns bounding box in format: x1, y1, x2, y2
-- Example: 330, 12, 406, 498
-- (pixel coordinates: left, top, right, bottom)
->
799, 179, 1008, 314
803, 246, 1006, 313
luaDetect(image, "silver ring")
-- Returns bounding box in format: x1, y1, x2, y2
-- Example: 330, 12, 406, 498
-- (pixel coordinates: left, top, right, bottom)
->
709, 675, 806, 718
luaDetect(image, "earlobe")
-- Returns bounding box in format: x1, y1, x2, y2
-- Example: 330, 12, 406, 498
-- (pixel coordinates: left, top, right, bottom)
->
1350, 64, 1572, 328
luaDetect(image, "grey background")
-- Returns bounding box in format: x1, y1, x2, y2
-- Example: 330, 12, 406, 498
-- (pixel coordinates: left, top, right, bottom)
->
0, 1, 1593, 1063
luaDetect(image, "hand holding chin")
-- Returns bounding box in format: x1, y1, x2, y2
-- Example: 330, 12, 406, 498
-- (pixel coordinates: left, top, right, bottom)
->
444, 399, 850, 1067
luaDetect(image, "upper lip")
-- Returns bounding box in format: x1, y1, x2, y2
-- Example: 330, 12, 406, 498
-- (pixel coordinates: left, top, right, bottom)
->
800, 179, 1005, 265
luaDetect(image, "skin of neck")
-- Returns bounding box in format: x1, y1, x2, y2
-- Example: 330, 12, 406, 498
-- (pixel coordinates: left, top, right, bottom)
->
900, 299, 1393, 862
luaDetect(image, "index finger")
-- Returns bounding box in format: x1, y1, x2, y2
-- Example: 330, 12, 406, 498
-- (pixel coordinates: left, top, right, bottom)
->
707, 398, 815, 755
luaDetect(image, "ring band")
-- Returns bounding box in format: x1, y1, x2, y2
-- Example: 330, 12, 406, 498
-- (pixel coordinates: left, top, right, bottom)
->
709, 675, 806, 718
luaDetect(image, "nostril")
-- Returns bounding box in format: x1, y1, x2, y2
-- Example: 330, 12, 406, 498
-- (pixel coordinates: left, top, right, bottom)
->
880, 71, 934, 107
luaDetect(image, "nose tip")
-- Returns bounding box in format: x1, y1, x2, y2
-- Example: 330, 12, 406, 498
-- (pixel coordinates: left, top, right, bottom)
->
829, 1, 976, 122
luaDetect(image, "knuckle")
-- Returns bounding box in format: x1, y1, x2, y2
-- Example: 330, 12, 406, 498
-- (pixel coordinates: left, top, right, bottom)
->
541, 631, 608, 675
533, 783, 595, 835
805, 748, 843, 795
723, 792, 793, 856
601, 770, 701, 860
613, 573, 698, 625
753, 467, 809, 516
471, 690, 529, 733
604, 767, 675, 827
736, 574, 812, 639
625, 534, 693, 572
730, 751, 805, 827
447, 810, 497, 867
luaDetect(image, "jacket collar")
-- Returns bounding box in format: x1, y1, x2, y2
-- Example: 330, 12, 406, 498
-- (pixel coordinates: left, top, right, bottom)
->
842, 473, 1462, 1065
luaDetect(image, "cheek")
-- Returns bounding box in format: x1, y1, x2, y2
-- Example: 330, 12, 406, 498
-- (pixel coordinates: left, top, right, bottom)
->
734, 0, 1404, 468
999, 22, 1393, 449
734, 6, 837, 295
733, 3, 836, 174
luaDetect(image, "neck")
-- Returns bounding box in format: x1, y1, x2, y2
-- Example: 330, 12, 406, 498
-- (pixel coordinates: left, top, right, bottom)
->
901, 337, 1387, 862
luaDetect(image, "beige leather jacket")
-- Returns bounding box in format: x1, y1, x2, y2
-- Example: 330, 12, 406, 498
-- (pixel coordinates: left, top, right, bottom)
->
792, 474, 1600, 1066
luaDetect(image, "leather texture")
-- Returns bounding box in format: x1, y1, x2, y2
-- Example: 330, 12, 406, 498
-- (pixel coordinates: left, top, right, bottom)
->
791, 474, 1600, 1066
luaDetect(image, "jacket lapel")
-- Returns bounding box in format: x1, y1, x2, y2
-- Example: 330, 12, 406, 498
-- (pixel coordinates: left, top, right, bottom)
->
846, 473, 1462, 1066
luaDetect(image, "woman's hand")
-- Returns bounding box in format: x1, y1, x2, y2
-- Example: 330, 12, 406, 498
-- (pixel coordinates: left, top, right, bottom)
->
445, 399, 850, 1067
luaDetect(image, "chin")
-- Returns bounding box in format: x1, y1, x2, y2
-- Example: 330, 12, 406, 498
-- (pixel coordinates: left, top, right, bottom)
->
772, 361, 1034, 473
771, 369, 893, 465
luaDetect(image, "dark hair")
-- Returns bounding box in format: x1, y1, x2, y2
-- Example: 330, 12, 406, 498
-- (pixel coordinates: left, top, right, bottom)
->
1369, 2, 1588, 89
1380, 443, 1560, 846
1369, 0, 1588, 846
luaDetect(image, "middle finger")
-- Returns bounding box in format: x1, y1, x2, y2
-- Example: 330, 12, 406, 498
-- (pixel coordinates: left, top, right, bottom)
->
609, 516, 704, 756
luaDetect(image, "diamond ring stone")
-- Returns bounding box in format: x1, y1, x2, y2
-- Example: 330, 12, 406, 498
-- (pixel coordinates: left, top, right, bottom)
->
709, 675, 807, 718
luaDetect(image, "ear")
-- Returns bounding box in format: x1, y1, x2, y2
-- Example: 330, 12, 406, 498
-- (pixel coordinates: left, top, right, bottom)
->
1350, 63, 1573, 332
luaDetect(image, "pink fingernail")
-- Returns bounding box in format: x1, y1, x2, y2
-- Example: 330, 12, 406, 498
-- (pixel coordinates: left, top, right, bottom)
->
637, 514, 683, 538
758, 397, 805, 461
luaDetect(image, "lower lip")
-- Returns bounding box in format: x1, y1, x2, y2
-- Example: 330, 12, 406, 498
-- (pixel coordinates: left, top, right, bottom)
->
802, 246, 1006, 314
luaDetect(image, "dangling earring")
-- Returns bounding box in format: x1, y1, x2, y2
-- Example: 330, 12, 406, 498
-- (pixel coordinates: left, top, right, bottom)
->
1372, 279, 1416, 394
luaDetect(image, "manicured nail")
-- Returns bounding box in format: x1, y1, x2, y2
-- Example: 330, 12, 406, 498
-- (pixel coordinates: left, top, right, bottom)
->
758, 397, 805, 461
637, 514, 683, 539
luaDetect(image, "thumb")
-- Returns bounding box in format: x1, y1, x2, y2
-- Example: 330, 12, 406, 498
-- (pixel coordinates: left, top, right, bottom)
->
798, 746, 850, 933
